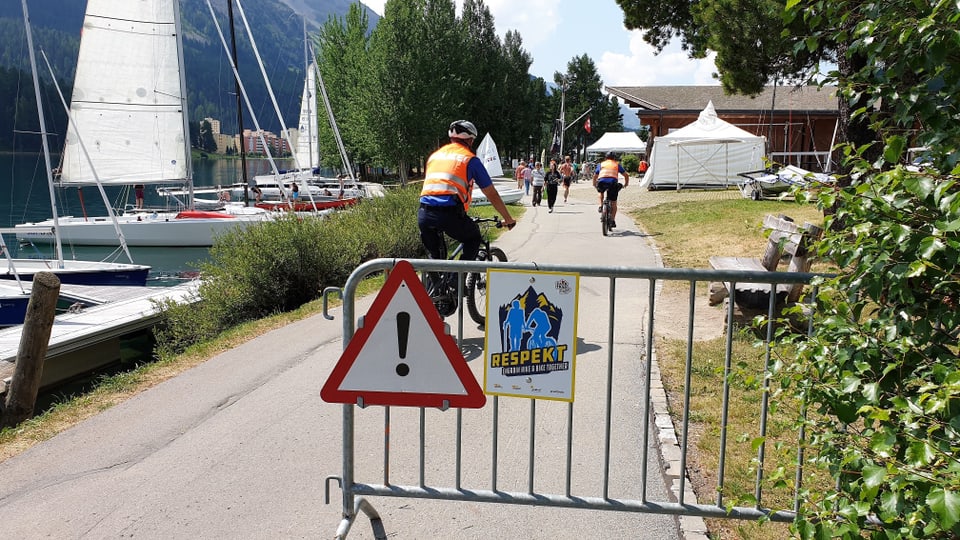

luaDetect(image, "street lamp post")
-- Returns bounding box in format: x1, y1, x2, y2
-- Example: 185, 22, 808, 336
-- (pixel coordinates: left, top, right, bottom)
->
559, 77, 567, 159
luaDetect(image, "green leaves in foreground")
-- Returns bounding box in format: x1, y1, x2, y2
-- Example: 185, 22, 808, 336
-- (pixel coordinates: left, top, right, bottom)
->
784, 164, 960, 539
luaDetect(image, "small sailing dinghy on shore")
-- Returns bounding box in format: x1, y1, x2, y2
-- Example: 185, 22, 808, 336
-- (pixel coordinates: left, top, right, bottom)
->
471, 133, 524, 205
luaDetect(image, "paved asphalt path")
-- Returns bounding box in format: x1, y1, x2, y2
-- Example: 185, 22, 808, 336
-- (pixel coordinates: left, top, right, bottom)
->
0, 183, 681, 539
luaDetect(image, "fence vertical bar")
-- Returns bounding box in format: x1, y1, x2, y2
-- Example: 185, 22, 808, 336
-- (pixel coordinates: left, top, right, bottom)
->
420, 407, 426, 488
640, 277, 657, 502
794, 284, 819, 512
456, 409, 464, 490
678, 281, 697, 504
528, 399, 537, 493
565, 402, 574, 496
755, 282, 778, 507
716, 283, 737, 507
602, 276, 617, 499
383, 407, 391, 485
492, 395, 500, 492
337, 265, 361, 534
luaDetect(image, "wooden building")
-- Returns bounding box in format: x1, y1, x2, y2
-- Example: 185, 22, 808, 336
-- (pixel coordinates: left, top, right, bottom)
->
606, 85, 840, 172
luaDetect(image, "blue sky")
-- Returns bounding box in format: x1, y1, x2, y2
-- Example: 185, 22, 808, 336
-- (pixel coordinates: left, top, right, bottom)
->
362, 0, 720, 88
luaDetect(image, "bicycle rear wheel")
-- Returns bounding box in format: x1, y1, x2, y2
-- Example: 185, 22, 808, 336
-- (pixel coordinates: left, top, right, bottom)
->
601, 201, 610, 236
466, 247, 507, 327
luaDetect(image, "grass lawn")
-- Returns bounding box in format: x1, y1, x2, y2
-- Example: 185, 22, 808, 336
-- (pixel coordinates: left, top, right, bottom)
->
629, 196, 832, 540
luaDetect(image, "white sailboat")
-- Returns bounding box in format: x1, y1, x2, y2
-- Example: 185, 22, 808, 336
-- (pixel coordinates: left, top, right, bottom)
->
15, 0, 271, 248
248, 62, 380, 200
247, 28, 382, 200
1, 0, 150, 291
472, 133, 523, 205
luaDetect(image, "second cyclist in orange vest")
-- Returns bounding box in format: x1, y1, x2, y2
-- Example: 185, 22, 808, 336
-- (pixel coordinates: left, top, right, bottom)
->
592, 151, 629, 229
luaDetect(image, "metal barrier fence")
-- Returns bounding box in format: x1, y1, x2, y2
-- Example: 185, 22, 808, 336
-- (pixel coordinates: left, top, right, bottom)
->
321, 257, 819, 539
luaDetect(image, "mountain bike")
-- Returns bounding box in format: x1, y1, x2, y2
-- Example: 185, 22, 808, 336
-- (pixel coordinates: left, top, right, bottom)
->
423, 216, 508, 327
600, 183, 624, 237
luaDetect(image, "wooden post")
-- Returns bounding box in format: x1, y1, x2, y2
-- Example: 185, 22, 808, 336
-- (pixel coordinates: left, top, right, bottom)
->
786, 223, 824, 302
1, 271, 59, 429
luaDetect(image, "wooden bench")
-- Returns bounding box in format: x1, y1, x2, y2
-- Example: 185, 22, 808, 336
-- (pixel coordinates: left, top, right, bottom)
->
708, 214, 822, 309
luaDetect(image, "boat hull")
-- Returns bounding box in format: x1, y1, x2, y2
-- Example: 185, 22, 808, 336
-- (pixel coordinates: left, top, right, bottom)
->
254, 198, 358, 212
471, 184, 525, 206
15, 212, 272, 247
0, 259, 150, 286
0, 295, 29, 327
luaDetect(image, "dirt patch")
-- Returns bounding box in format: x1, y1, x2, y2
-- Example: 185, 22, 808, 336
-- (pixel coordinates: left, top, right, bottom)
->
652, 284, 726, 342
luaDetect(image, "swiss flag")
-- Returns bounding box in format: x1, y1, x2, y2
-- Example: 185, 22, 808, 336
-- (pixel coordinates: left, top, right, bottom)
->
584, 117, 592, 134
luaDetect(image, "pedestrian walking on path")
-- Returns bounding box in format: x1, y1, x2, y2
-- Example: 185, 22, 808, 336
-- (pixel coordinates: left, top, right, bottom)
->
545, 160, 562, 212
531, 162, 545, 206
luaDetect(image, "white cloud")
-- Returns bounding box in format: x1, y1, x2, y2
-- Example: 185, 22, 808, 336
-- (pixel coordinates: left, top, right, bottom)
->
363, 0, 386, 16
598, 32, 719, 87
482, 0, 561, 49
361, 0, 717, 86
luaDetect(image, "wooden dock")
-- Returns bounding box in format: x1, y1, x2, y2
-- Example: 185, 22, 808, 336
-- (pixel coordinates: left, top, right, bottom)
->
0, 281, 199, 394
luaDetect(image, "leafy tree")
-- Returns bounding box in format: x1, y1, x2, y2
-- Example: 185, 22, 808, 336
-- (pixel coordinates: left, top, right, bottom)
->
199, 119, 217, 153
316, 3, 377, 175
552, 55, 609, 159
368, 0, 462, 184
787, 0, 960, 173
498, 30, 546, 161
614, 0, 812, 94
772, 2, 960, 538
314, 0, 557, 177
459, 0, 504, 139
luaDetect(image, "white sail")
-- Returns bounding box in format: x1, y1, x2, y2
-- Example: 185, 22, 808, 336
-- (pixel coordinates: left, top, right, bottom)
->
60, 0, 189, 185
293, 63, 320, 171
477, 133, 503, 177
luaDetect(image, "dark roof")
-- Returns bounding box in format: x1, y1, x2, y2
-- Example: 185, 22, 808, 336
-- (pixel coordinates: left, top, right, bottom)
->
606, 85, 838, 113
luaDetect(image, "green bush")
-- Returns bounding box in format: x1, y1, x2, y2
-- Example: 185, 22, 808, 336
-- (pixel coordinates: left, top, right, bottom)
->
153, 186, 424, 357
620, 154, 639, 173
784, 163, 960, 538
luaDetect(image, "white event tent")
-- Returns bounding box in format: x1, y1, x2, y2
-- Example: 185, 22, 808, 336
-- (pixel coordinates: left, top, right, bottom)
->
585, 131, 646, 155
640, 101, 765, 190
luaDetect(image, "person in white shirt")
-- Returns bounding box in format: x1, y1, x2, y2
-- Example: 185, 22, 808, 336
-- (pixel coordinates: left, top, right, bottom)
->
531, 162, 546, 207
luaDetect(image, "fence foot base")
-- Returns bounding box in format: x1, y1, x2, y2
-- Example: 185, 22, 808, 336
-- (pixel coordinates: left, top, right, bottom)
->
335, 497, 385, 540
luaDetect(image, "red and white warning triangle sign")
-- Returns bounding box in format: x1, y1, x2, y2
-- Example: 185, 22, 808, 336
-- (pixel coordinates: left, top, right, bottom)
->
321, 260, 486, 409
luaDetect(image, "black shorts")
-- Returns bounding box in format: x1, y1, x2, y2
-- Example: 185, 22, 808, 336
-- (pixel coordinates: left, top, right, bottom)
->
596, 181, 623, 201
562, 175, 572, 187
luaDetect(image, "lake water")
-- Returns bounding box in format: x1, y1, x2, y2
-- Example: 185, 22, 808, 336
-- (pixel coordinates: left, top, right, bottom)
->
0, 153, 290, 281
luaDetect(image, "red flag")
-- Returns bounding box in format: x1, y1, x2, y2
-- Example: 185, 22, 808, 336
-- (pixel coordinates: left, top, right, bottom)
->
584, 117, 592, 134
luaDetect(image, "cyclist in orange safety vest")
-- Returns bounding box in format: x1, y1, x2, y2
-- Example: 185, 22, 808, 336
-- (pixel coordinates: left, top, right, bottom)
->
419, 120, 516, 265
592, 151, 629, 229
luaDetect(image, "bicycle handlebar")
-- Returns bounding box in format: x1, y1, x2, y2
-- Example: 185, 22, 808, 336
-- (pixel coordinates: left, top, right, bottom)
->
472, 215, 515, 230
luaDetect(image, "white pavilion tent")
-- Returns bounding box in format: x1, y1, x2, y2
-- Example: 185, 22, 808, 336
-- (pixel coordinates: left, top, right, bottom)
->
640, 101, 765, 190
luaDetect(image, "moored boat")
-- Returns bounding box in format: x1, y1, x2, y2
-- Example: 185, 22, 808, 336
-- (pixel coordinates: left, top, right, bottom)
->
14, 0, 273, 248
254, 198, 359, 212
9, 0, 151, 284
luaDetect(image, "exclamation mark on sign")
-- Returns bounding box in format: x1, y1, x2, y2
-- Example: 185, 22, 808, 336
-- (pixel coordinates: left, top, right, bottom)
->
395, 312, 410, 377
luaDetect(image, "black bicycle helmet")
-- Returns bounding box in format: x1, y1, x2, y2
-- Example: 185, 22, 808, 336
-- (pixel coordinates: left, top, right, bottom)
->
605, 151, 618, 160
448, 120, 479, 140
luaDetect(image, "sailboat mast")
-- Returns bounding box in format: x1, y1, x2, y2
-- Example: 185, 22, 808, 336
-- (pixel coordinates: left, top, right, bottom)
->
20, 0, 64, 264
227, 0, 250, 206
173, 0, 194, 209
559, 80, 566, 159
